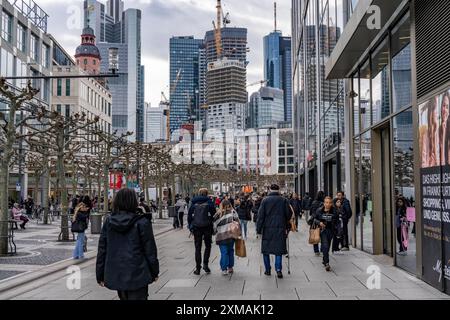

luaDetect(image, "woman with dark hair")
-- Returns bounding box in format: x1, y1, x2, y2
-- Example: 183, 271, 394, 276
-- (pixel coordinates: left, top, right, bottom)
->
308, 191, 325, 256
440, 91, 450, 166
395, 197, 409, 255
96, 188, 159, 300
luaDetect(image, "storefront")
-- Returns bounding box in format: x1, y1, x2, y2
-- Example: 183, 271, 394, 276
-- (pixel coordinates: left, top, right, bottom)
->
324, 0, 450, 294
322, 132, 342, 197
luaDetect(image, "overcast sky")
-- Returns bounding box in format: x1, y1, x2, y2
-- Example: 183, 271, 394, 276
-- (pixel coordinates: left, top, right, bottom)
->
38, 0, 291, 107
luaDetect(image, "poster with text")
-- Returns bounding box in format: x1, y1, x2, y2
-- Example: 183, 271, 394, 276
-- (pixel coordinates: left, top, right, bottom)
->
419, 89, 450, 293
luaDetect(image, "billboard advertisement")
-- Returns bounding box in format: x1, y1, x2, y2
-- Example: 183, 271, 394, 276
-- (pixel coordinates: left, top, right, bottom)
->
419, 88, 450, 292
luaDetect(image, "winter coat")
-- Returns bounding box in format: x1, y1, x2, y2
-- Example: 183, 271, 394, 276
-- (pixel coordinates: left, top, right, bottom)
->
333, 198, 353, 221
256, 192, 291, 255
187, 196, 216, 230
289, 199, 302, 216
252, 199, 262, 222
312, 207, 339, 232
236, 200, 253, 221
213, 209, 240, 245
175, 199, 187, 213
96, 211, 159, 291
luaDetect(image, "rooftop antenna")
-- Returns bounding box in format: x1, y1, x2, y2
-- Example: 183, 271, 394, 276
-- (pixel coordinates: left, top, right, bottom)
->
274, 1, 277, 32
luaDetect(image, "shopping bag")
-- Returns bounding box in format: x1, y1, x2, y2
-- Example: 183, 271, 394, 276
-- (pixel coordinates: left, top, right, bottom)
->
235, 238, 247, 258
308, 226, 321, 245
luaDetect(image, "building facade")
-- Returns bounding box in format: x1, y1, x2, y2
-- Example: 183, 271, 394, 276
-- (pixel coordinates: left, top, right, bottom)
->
169, 36, 203, 132
144, 103, 167, 143
264, 31, 292, 123
85, 0, 144, 142
293, 0, 450, 294
0, 0, 53, 200
248, 86, 285, 129
204, 27, 248, 66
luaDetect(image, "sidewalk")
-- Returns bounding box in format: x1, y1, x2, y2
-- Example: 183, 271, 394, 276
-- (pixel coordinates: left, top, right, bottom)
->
2, 219, 449, 300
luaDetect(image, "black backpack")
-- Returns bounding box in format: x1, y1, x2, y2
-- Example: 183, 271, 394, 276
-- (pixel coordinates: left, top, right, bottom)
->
192, 202, 211, 228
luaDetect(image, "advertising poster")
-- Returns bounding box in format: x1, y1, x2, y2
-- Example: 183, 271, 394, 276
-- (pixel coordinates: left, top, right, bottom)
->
419, 89, 450, 292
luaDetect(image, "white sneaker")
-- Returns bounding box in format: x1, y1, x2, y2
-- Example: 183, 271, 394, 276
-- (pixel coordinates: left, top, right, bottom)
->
222, 270, 229, 276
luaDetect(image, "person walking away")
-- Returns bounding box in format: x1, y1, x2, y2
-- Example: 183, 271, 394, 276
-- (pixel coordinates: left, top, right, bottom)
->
213, 200, 240, 275
24, 196, 34, 218
72, 200, 90, 259
252, 195, 262, 225
395, 197, 408, 255
138, 198, 153, 223
303, 192, 312, 220
78, 196, 92, 253
311, 197, 338, 271
308, 191, 325, 256
334, 191, 352, 251
289, 193, 302, 231
175, 197, 187, 229
188, 188, 216, 275
96, 188, 159, 300
12, 203, 29, 229
236, 195, 253, 240
332, 199, 345, 253
256, 184, 292, 279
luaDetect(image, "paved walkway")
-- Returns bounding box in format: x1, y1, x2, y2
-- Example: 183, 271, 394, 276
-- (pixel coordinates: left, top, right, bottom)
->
1, 219, 449, 300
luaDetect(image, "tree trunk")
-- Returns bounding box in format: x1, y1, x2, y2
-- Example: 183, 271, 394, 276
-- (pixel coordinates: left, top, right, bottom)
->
42, 158, 50, 225
57, 132, 70, 241
103, 157, 110, 213
0, 164, 10, 255
158, 168, 163, 219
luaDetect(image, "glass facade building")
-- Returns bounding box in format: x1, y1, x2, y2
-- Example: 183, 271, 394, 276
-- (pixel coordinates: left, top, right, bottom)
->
293, 0, 450, 294
264, 32, 293, 123
169, 36, 204, 132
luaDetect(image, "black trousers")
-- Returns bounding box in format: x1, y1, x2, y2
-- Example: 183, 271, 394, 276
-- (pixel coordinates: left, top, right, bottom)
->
178, 212, 184, 228
342, 220, 349, 248
117, 286, 149, 300
193, 227, 212, 269
320, 228, 333, 265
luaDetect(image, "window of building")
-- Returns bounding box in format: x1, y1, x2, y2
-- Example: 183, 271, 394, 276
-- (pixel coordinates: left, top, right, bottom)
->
65, 79, 70, 96
57, 104, 61, 114
57, 79, 62, 96
84, 59, 88, 65
371, 38, 390, 124
17, 23, 26, 52
1, 48, 14, 77
42, 44, 50, 68
360, 60, 371, 131
1, 11, 12, 43
352, 75, 360, 135
391, 12, 412, 112
30, 34, 39, 62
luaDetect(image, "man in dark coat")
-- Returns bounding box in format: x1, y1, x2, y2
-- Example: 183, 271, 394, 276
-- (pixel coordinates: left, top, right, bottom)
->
334, 191, 352, 251
96, 188, 159, 300
256, 184, 292, 279
289, 193, 302, 230
188, 188, 216, 275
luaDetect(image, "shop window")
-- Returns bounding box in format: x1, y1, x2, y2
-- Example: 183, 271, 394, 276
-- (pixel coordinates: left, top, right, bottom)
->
371, 37, 390, 124
361, 131, 373, 254
354, 136, 361, 249
359, 61, 371, 131
391, 12, 412, 111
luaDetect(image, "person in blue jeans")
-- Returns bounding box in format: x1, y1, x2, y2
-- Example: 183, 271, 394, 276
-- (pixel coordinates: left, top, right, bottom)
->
236, 195, 253, 240
72, 197, 91, 259
213, 200, 240, 275
308, 191, 325, 256
256, 184, 292, 279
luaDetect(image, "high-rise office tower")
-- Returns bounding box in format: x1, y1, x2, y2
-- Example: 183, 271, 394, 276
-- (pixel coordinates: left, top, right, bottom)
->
264, 31, 292, 123
204, 28, 248, 65
248, 87, 285, 129
169, 36, 204, 133
84, 1, 144, 141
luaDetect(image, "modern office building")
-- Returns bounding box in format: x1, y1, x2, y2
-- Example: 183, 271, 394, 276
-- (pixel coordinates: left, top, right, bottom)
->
264, 31, 292, 123
169, 36, 203, 132
144, 103, 167, 143
248, 86, 285, 129
293, 0, 450, 294
85, 0, 144, 141
206, 102, 246, 130
0, 0, 54, 200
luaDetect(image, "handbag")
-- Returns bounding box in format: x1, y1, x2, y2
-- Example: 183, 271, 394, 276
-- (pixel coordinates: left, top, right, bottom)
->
308, 226, 321, 245
230, 221, 242, 239
235, 238, 247, 258
71, 219, 87, 233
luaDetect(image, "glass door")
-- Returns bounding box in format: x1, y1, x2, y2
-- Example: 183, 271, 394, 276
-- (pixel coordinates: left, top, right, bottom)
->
381, 127, 393, 256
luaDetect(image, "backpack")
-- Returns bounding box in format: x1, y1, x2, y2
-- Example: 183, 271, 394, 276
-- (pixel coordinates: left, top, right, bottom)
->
192, 202, 211, 228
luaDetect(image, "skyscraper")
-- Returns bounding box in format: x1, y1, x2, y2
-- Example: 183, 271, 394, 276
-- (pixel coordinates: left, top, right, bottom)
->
169, 36, 204, 132
248, 87, 285, 129
204, 27, 248, 65
264, 31, 292, 123
85, 0, 144, 141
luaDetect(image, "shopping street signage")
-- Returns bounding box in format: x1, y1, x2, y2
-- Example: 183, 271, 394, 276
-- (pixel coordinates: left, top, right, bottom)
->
322, 132, 340, 157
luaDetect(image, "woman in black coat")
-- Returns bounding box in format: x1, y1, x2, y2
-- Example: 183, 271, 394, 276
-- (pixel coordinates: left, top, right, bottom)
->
308, 191, 325, 256
96, 188, 159, 300
256, 186, 292, 278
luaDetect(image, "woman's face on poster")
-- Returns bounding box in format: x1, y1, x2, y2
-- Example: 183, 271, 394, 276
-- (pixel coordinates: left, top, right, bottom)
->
442, 95, 449, 123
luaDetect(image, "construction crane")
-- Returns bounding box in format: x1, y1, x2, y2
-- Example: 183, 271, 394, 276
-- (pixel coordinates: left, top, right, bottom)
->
161, 68, 182, 141
212, 0, 223, 59
246, 80, 268, 88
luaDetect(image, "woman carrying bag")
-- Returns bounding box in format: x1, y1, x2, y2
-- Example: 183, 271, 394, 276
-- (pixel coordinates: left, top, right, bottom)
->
72, 200, 90, 260
213, 200, 241, 275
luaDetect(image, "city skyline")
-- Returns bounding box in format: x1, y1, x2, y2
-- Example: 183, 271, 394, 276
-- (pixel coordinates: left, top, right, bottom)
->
38, 0, 291, 108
